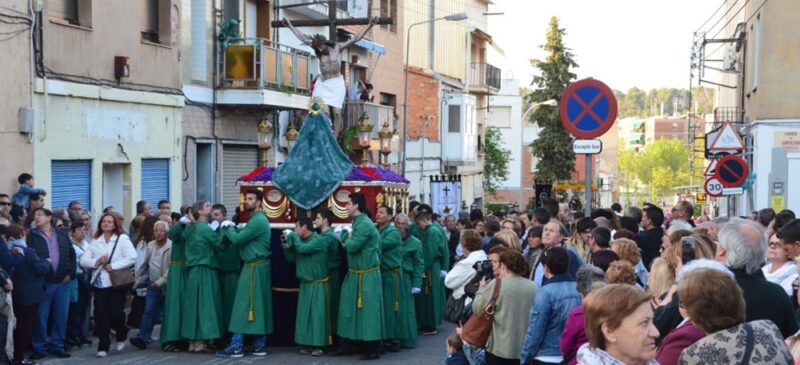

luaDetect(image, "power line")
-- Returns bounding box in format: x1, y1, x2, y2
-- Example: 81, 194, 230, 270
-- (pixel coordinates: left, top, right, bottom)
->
694, 0, 726, 34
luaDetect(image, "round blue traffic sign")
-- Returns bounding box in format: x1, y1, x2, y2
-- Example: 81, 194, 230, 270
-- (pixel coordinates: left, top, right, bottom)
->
559, 78, 618, 139
715, 155, 749, 188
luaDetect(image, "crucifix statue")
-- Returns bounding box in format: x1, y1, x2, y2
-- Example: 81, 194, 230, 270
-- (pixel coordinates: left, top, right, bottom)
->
273, 1, 392, 135
281, 16, 377, 134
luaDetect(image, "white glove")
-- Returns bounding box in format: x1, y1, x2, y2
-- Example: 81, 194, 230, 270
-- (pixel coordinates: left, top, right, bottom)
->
236, 223, 247, 229
220, 220, 235, 228
333, 226, 345, 240
411, 287, 421, 294
209, 220, 220, 231
282, 229, 293, 237
179, 216, 190, 225
440, 270, 448, 279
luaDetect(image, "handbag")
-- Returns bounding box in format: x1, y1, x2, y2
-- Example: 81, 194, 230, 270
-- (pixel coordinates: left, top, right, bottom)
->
106, 236, 135, 289
444, 294, 472, 324
461, 278, 501, 348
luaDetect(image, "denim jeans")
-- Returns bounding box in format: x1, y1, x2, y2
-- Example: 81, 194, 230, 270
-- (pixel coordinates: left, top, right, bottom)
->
32, 282, 70, 353
230, 333, 266, 351
136, 284, 163, 342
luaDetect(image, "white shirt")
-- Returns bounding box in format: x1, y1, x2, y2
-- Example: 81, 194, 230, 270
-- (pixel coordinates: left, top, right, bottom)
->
762, 261, 798, 296
445, 250, 488, 300
81, 234, 137, 289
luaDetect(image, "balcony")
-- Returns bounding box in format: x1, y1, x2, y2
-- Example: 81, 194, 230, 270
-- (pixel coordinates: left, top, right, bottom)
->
468, 62, 501, 94
713, 107, 743, 127
343, 100, 396, 139
216, 38, 312, 108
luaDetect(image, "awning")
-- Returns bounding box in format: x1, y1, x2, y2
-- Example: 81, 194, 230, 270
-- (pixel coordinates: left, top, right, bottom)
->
472, 28, 505, 56
337, 29, 386, 55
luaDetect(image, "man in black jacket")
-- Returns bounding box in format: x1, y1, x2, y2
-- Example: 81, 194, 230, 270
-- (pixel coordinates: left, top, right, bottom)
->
27, 208, 76, 359
716, 217, 798, 339
636, 206, 664, 270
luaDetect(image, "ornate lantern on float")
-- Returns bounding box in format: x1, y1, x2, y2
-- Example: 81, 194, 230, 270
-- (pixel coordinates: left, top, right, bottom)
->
357, 112, 374, 167
378, 121, 392, 168
257, 116, 273, 166
285, 122, 299, 152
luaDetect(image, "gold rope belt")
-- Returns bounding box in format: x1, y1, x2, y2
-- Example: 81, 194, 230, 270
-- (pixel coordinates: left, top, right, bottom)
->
272, 287, 299, 293
348, 265, 379, 309
382, 267, 401, 311
301, 276, 333, 345
424, 270, 433, 295
246, 258, 268, 322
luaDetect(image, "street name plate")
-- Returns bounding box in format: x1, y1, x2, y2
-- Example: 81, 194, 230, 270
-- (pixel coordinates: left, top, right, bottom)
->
722, 187, 744, 196
572, 139, 603, 154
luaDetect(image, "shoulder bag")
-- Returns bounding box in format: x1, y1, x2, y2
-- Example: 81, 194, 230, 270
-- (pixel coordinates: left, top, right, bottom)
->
460, 278, 501, 348
107, 236, 135, 289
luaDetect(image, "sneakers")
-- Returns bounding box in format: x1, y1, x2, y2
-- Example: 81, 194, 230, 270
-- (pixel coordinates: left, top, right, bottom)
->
96, 351, 108, 358
216, 346, 244, 358
129, 337, 147, 350
311, 348, 324, 357
116, 341, 126, 352
249, 346, 268, 357
298, 347, 312, 355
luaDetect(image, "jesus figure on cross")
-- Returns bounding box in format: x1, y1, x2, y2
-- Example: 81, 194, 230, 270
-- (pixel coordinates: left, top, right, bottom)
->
282, 17, 378, 135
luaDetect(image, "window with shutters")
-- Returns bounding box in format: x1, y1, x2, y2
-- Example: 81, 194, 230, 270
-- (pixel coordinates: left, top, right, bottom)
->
48, 0, 91, 27
51, 160, 92, 210
448, 105, 461, 133
141, 159, 170, 205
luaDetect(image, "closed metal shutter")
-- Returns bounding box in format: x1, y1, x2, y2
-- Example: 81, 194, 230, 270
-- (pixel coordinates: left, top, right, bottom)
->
51, 160, 92, 210
141, 159, 170, 205
141, 0, 158, 33
245, 0, 257, 38
221, 145, 258, 213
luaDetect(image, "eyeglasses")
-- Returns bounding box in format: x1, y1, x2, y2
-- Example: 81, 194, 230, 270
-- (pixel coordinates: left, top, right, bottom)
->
0, 202, 10, 206
769, 241, 783, 249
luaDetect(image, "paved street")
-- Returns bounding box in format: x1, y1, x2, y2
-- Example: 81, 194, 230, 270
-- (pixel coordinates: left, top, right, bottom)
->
33, 324, 454, 365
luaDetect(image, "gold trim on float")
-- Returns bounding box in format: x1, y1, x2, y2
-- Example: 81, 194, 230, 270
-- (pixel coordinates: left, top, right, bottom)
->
328, 196, 349, 219
264, 196, 288, 218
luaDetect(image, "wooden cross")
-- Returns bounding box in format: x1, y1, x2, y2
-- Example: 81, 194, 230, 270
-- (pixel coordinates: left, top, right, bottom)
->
272, 0, 394, 41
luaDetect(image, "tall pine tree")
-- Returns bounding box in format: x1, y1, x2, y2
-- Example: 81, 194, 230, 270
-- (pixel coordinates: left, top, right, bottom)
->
528, 17, 578, 181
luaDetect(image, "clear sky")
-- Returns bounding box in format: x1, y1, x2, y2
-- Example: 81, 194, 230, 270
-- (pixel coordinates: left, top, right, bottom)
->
487, 0, 724, 92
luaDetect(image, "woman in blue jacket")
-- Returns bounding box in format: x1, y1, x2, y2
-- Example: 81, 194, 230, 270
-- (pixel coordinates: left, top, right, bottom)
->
5, 224, 50, 365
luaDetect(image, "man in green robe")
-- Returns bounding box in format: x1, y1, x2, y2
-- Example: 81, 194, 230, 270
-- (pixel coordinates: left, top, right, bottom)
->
181, 201, 224, 353
395, 213, 424, 348
160, 208, 193, 350
376, 206, 404, 352
283, 216, 331, 356
314, 208, 340, 338
216, 189, 273, 358
413, 210, 450, 335
211, 204, 241, 341
330, 192, 384, 360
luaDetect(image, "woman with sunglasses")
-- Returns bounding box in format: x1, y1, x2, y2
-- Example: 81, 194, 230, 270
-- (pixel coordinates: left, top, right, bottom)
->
762, 233, 797, 296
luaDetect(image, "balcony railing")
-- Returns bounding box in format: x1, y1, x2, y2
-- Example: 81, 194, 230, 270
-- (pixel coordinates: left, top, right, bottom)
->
343, 100, 396, 138
469, 62, 501, 91
218, 38, 311, 93
713, 107, 743, 127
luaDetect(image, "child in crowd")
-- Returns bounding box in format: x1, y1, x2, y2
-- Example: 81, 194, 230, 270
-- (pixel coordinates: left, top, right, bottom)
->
12, 173, 46, 210
446, 332, 468, 365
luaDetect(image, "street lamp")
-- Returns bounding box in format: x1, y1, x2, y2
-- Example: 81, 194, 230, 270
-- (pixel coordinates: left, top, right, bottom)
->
518, 99, 557, 207
257, 116, 274, 167
401, 12, 469, 176
357, 111, 374, 167
378, 121, 392, 167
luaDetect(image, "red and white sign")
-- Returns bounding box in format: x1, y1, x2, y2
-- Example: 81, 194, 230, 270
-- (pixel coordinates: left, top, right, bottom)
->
704, 159, 718, 177
709, 121, 745, 151
704, 177, 724, 198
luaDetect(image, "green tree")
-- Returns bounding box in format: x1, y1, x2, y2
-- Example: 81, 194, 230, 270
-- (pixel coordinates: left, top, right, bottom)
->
527, 17, 578, 181
620, 87, 646, 117
483, 127, 510, 195
617, 147, 638, 205
624, 139, 691, 201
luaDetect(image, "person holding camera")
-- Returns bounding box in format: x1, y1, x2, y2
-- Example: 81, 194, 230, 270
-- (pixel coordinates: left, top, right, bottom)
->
444, 229, 486, 324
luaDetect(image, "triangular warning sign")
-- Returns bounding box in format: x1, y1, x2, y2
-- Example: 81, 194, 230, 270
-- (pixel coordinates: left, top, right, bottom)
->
709, 121, 745, 151
704, 159, 718, 176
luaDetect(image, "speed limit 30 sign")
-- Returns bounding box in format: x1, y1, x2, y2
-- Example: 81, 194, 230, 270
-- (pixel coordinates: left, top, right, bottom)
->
704, 177, 724, 198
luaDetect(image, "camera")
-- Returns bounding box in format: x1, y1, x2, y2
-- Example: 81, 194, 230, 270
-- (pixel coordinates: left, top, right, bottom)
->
473, 260, 494, 280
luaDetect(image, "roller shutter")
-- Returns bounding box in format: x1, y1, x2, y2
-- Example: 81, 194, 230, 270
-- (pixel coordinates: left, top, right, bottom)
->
141, 159, 170, 205
221, 145, 258, 212
51, 160, 92, 210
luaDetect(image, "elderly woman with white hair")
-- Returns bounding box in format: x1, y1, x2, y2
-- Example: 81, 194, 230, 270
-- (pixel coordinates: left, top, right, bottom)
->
714, 218, 798, 338
129, 220, 172, 350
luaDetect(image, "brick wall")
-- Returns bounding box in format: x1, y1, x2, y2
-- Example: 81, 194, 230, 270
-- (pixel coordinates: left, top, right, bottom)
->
406, 67, 440, 141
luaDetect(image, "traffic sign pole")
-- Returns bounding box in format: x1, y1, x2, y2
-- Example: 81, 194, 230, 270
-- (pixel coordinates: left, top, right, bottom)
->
585, 156, 591, 218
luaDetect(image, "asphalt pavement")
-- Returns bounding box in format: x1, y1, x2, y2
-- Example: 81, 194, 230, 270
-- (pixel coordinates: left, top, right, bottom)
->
32, 323, 455, 365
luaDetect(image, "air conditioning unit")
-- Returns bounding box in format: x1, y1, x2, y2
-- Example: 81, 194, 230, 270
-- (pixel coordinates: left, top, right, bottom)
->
722, 46, 737, 71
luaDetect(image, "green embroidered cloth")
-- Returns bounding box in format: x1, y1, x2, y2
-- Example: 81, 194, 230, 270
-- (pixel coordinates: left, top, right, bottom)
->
272, 108, 353, 209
